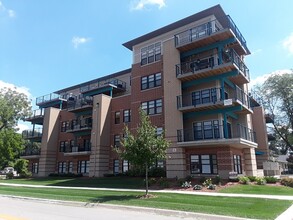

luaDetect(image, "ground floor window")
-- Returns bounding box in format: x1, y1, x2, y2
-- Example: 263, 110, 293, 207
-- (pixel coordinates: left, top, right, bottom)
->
113, 160, 119, 174
233, 155, 242, 174
32, 162, 38, 174
190, 154, 217, 174
58, 161, 67, 173
77, 160, 89, 174
122, 160, 129, 173
68, 161, 73, 173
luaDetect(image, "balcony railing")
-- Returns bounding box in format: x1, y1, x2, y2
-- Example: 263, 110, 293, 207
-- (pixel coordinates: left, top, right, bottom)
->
174, 15, 248, 53
175, 48, 249, 80
65, 118, 92, 132
20, 148, 41, 156
177, 86, 251, 110
61, 143, 91, 153
26, 109, 44, 120
22, 128, 43, 139
67, 97, 93, 111
36, 93, 69, 106
177, 124, 256, 143
80, 78, 126, 93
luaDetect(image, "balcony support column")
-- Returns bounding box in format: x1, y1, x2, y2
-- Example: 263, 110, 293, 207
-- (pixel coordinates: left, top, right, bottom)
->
223, 112, 228, 139
220, 78, 225, 100
218, 45, 223, 65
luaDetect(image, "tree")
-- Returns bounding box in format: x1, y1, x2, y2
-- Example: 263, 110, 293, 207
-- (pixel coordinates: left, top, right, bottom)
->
0, 87, 31, 131
115, 109, 170, 196
253, 71, 293, 152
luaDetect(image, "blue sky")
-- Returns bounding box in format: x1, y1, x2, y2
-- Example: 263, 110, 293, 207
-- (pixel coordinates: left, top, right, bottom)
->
1, 0, 293, 103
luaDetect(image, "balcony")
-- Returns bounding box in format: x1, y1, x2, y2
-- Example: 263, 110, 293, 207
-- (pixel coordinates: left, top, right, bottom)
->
174, 15, 249, 55
25, 109, 44, 125
177, 124, 257, 148
176, 48, 249, 84
67, 96, 93, 113
177, 86, 252, 114
63, 144, 91, 156
65, 118, 92, 134
20, 148, 41, 159
22, 128, 42, 141
80, 78, 126, 97
36, 93, 68, 108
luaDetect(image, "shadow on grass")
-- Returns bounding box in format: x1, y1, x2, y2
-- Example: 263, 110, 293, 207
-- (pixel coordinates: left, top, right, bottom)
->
89, 195, 138, 203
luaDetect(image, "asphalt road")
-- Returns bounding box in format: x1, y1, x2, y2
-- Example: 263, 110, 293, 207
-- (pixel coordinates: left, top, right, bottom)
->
0, 196, 250, 220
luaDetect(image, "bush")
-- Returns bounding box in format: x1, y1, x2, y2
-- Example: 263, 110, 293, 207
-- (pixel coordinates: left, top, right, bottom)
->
148, 177, 157, 186
203, 178, 213, 187
6, 172, 14, 179
181, 181, 192, 188
247, 176, 257, 182
280, 178, 293, 187
148, 167, 166, 177
185, 175, 192, 182
264, 176, 278, 184
199, 176, 207, 184
238, 176, 250, 184
256, 177, 267, 185
158, 177, 170, 188
213, 175, 221, 185
48, 173, 82, 178
193, 184, 202, 190
14, 159, 30, 177
207, 184, 216, 190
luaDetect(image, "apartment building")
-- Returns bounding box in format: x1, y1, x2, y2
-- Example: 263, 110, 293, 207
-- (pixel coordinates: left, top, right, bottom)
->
21, 5, 269, 179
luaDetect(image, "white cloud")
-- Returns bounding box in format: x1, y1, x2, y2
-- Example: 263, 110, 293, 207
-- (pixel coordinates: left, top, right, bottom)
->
250, 69, 292, 88
72, 36, 91, 49
130, 0, 166, 10
0, 80, 32, 98
0, 1, 16, 18
282, 32, 293, 55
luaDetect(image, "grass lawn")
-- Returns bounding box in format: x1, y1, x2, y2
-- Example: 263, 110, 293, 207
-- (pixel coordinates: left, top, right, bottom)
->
219, 184, 293, 195
0, 177, 145, 189
0, 185, 291, 219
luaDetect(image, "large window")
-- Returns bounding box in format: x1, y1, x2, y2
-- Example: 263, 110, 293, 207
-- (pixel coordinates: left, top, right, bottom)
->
114, 135, 120, 147
141, 42, 161, 65
58, 161, 67, 173
59, 141, 65, 152
68, 161, 73, 173
142, 99, 162, 115
123, 160, 129, 173
32, 162, 38, 174
193, 120, 220, 140
191, 88, 218, 106
141, 73, 161, 90
190, 154, 217, 174
115, 111, 120, 124
61, 121, 67, 132
233, 155, 242, 174
123, 109, 131, 123
77, 160, 89, 174
113, 160, 119, 174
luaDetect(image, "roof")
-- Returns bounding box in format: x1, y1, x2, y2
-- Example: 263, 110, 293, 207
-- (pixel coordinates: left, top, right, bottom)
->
54, 68, 131, 94
123, 4, 227, 50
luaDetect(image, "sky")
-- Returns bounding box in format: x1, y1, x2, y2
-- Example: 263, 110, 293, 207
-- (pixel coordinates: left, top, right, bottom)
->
0, 0, 293, 121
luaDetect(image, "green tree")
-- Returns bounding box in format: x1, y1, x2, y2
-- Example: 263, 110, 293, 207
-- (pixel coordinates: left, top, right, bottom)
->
0, 87, 31, 131
253, 71, 293, 152
115, 109, 170, 196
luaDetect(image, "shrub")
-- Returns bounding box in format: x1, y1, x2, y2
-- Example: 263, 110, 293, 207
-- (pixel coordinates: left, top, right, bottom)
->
158, 177, 170, 188
181, 181, 192, 188
185, 175, 192, 182
203, 178, 213, 187
280, 177, 293, 187
207, 184, 216, 190
148, 167, 166, 177
148, 177, 157, 186
49, 173, 83, 178
193, 184, 202, 190
238, 176, 250, 184
199, 176, 207, 184
247, 176, 257, 182
264, 176, 278, 184
6, 172, 14, 179
255, 177, 267, 185
213, 175, 221, 185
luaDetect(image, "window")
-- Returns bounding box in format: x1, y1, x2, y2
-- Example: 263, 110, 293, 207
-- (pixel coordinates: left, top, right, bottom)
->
32, 162, 38, 174
113, 160, 119, 174
114, 135, 120, 147
123, 160, 129, 173
115, 111, 120, 124
59, 141, 65, 152
141, 73, 162, 90
141, 42, 161, 65
156, 127, 163, 136
142, 99, 162, 115
233, 155, 242, 174
68, 161, 73, 173
191, 87, 219, 105
190, 154, 217, 174
58, 161, 67, 173
61, 122, 67, 132
77, 160, 89, 174
123, 109, 131, 123
193, 120, 220, 140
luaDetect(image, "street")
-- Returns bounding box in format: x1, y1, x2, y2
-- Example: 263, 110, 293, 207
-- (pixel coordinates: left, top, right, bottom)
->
0, 196, 245, 220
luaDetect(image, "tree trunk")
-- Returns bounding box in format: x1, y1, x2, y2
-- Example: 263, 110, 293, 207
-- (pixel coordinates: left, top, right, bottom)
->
145, 164, 148, 196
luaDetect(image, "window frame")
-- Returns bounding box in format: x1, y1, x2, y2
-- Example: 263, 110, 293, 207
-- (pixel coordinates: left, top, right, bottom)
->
114, 134, 120, 147
190, 154, 218, 174
233, 155, 242, 174
123, 109, 131, 123
141, 73, 162, 90
141, 99, 162, 115
115, 111, 120, 124
140, 42, 161, 66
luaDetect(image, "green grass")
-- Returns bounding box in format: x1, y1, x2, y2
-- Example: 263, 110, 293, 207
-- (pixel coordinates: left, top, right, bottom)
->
0, 185, 291, 219
219, 184, 293, 195
0, 177, 145, 189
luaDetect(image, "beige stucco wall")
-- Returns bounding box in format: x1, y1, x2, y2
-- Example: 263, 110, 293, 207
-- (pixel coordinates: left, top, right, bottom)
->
38, 107, 60, 177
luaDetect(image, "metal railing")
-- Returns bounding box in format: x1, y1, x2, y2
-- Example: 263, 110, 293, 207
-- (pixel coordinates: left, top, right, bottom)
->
80, 78, 126, 93
67, 97, 93, 110
26, 109, 44, 120
22, 128, 43, 139
175, 48, 249, 80
62, 143, 91, 153
177, 124, 256, 143
174, 15, 248, 52
20, 148, 41, 156
177, 86, 251, 110
65, 118, 92, 131
36, 93, 60, 105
